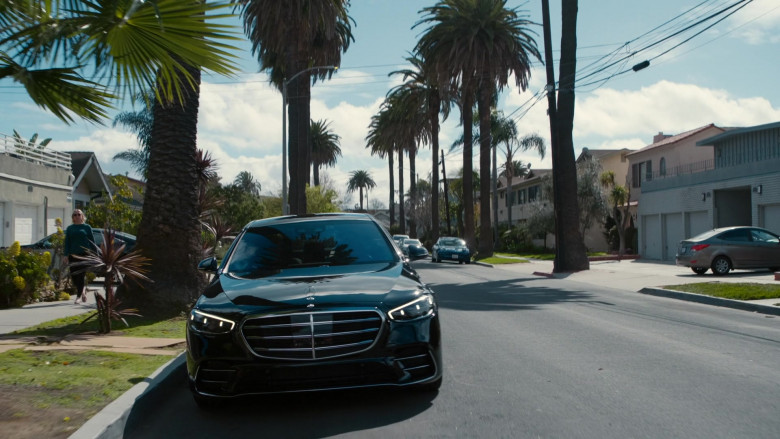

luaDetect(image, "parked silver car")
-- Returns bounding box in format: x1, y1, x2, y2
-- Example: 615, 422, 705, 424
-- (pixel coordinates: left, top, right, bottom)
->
675, 226, 780, 275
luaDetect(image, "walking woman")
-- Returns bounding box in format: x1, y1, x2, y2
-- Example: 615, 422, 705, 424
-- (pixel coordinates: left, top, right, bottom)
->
64, 209, 95, 303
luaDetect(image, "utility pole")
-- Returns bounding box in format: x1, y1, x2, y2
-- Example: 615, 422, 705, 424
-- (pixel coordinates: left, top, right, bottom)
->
441, 150, 452, 236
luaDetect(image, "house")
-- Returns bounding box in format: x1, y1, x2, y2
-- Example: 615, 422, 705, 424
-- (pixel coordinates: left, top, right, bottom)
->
0, 137, 113, 246
67, 151, 113, 210
633, 121, 780, 261
494, 169, 554, 248
1, 133, 73, 246
576, 147, 635, 252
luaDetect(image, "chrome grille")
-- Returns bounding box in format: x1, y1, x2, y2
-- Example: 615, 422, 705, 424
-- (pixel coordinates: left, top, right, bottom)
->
241, 310, 383, 360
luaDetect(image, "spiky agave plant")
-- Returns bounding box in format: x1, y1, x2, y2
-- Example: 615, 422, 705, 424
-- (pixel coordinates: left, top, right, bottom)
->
73, 229, 151, 333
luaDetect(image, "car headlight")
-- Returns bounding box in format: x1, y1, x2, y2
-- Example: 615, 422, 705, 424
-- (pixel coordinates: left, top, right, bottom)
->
189, 309, 236, 334
388, 295, 435, 321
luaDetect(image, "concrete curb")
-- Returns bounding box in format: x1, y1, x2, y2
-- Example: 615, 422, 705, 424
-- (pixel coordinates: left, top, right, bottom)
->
69, 353, 186, 439
639, 287, 780, 316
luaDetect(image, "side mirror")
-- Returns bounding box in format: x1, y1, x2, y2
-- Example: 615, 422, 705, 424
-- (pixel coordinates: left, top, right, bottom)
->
198, 257, 218, 273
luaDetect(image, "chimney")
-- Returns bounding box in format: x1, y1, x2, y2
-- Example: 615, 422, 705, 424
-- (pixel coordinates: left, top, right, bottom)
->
653, 132, 671, 143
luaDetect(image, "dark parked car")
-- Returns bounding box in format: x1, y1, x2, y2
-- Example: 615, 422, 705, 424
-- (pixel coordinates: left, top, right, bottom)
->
186, 213, 442, 406
675, 226, 780, 275
432, 237, 471, 264
21, 228, 136, 255
401, 238, 429, 260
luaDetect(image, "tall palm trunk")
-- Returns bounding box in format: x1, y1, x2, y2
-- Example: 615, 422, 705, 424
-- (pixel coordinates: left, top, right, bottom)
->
555, 0, 589, 271
461, 94, 475, 251
124, 64, 205, 315
286, 44, 311, 215
477, 82, 494, 257
388, 153, 395, 228
408, 146, 416, 238
429, 94, 440, 242
398, 148, 405, 233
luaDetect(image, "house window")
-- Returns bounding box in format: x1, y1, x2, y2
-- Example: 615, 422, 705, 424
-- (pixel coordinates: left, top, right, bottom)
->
659, 157, 666, 176
518, 189, 527, 205
631, 160, 653, 187
528, 185, 539, 202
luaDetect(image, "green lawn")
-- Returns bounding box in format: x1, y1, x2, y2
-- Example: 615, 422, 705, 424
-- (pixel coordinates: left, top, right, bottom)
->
661, 282, 780, 301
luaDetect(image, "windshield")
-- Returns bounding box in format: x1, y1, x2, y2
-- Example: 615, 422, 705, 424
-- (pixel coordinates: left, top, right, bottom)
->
439, 238, 465, 246
225, 219, 396, 278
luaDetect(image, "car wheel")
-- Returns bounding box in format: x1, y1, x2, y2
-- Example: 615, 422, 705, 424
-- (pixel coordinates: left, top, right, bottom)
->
711, 256, 731, 276
414, 376, 442, 392
692, 267, 708, 275
465, 259, 471, 265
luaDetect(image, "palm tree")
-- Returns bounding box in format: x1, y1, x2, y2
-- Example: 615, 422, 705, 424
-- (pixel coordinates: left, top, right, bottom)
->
390, 54, 451, 243
112, 90, 155, 178
0, 1, 238, 124
310, 119, 342, 187
233, 171, 262, 198
236, 0, 354, 215
3, 2, 241, 316
416, 0, 541, 258
366, 109, 396, 228
347, 170, 376, 211
384, 86, 429, 238
600, 171, 632, 258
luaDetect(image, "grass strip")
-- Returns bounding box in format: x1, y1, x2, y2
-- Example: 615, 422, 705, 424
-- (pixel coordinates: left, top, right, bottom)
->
12, 314, 187, 338
660, 282, 780, 301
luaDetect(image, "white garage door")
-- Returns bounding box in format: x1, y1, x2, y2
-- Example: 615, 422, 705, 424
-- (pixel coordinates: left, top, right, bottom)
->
14, 205, 38, 245
642, 215, 662, 260
760, 204, 780, 234
687, 210, 710, 238
663, 213, 683, 261
47, 208, 65, 235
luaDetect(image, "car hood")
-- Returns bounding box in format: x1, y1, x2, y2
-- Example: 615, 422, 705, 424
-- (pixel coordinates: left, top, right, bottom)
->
203, 262, 424, 309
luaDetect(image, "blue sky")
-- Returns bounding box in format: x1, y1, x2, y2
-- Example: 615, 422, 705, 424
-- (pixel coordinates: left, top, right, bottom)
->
2, 0, 779, 209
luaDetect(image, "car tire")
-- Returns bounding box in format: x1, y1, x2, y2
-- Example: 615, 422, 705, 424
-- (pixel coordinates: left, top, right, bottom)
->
711, 256, 731, 276
414, 376, 442, 392
465, 259, 471, 265
692, 267, 708, 275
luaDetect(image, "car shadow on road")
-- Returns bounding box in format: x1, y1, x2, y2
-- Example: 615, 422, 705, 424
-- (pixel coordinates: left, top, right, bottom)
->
125, 374, 439, 438
421, 263, 595, 312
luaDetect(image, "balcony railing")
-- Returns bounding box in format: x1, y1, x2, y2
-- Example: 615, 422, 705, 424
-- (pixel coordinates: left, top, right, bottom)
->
1, 132, 71, 171
648, 159, 714, 181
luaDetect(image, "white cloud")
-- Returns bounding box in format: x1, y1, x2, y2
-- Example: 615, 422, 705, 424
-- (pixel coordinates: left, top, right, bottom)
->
728, 0, 780, 44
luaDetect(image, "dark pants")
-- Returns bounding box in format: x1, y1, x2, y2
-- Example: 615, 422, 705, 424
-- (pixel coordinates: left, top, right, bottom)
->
70, 255, 87, 297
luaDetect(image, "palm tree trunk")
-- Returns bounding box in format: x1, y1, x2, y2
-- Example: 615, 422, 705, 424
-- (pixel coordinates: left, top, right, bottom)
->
462, 94, 476, 252
429, 94, 440, 242
477, 83, 494, 257
408, 146, 416, 239
388, 153, 395, 228
555, 0, 589, 271
398, 148, 406, 233
123, 63, 206, 316
286, 41, 310, 215
313, 165, 320, 187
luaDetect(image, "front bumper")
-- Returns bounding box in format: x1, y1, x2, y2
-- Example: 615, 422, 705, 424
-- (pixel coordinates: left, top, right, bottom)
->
186, 311, 442, 397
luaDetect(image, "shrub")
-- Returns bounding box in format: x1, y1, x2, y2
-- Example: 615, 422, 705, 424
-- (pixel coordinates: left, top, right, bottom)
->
0, 243, 53, 308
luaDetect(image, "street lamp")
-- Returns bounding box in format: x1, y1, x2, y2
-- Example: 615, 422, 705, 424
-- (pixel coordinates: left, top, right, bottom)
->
282, 65, 338, 215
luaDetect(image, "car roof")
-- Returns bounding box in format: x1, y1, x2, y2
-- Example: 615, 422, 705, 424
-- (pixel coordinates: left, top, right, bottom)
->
243, 213, 377, 229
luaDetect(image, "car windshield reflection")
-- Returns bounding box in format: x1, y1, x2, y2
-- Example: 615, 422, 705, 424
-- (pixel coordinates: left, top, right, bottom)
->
225, 219, 396, 278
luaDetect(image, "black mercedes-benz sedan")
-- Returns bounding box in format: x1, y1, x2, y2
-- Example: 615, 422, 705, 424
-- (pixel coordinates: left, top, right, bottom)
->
186, 213, 442, 406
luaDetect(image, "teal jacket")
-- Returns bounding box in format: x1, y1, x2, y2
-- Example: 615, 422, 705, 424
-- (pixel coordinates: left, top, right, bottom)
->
64, 224, 95, 256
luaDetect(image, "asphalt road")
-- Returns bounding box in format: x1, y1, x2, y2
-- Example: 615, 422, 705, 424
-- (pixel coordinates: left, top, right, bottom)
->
125, 260, 780, 438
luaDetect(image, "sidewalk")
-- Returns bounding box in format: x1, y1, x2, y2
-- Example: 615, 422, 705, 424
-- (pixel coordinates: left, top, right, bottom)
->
487, 257, 780, 312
